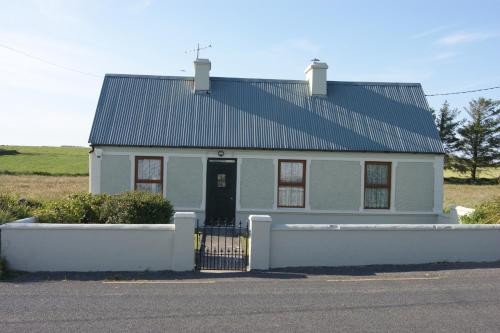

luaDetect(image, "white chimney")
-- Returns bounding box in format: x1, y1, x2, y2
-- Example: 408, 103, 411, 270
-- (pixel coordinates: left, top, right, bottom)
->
305, 60, 328, 96
193, 58, 211, 92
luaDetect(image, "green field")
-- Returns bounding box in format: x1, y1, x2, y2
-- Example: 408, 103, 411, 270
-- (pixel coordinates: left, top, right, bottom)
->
0, 146, 89, 176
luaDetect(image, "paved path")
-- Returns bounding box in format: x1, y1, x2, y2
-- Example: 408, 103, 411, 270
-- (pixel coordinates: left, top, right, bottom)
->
1, 263, 500, 332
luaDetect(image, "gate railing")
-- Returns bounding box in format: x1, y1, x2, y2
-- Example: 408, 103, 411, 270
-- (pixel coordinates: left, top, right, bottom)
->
195, 219, 249, 271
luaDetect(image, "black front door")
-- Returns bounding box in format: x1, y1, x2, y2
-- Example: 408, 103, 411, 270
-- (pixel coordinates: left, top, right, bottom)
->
205, 159, 237, 225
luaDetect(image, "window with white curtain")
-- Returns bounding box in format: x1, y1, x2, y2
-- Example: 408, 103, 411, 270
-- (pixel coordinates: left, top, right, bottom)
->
278, 160, 306, 208
135, 156, 163, 194
364, 162, 391, 209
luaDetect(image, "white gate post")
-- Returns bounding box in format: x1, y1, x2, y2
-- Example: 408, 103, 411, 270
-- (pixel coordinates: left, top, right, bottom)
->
173, 212, 196, 271
248, 215, 272, 270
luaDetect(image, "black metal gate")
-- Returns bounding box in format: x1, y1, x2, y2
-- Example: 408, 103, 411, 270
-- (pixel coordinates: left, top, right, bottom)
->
195, 219, 249, 271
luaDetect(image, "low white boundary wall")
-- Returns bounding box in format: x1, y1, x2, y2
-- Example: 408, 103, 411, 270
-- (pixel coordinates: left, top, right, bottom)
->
3, 213, 498, 272
248, 215, 500, 270
0, 212, 196, 272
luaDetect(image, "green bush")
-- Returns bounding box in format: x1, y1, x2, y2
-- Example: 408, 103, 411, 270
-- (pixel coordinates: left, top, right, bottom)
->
461, 197, 500, 224
34, 193, 108, 224
0, 193, 41, 224
34, 192, 174, 224
99, 192, 174, 224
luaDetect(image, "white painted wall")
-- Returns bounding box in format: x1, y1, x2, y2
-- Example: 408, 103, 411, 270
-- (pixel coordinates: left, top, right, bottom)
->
92, 146, 443, 225
0, 212, 196, 272
89, 148, 102, 194
268, 224, 500, 269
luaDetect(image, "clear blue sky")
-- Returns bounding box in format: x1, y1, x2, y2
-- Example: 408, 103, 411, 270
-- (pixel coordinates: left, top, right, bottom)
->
1, 0, 499, 146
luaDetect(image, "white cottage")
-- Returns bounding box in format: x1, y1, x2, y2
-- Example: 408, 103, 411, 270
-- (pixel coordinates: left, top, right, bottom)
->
88, 59, 444, 225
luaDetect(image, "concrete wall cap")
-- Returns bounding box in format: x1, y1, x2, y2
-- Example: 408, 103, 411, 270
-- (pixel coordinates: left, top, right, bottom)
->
273, 224, 340, 231
174, 212, 196, 219
435, 224, 500, 230
339, 224, 436, 231
0, 223, 175, 231
249, 215, 272, 222
270, 223, 500, 231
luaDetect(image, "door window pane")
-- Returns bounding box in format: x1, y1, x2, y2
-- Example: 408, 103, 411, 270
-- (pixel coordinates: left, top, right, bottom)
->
217, 174, 226, 188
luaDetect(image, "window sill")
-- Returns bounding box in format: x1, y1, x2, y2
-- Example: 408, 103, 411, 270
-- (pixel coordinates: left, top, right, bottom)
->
275, 207, 307, 212
362, 209, 392, 213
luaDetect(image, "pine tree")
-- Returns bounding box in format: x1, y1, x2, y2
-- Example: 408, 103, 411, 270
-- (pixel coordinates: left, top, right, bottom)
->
433, 101, 462, 168
455, 98, 500, 181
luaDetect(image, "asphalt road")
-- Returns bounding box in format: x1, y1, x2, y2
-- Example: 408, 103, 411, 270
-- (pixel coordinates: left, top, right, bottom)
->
1, 263, 500, 332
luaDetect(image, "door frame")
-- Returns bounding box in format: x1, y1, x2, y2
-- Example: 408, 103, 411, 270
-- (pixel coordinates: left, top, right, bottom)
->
205, 158, 237, 224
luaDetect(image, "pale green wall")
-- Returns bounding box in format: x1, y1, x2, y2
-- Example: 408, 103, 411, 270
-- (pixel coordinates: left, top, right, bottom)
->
166, 157, 203, 208
395, 162, 434, 211
309, 160, 361, 210
240, 158, 275, 209
100, 155, 131, 194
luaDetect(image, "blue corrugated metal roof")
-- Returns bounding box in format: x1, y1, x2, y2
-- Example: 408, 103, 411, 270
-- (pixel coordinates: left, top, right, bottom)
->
88, 74, 444, 153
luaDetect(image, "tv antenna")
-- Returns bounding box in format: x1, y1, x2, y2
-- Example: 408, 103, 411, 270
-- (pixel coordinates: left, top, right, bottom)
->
185, 43, 212, 59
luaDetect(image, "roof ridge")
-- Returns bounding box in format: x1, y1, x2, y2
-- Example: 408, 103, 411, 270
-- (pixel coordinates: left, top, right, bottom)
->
104, 73, 422, 87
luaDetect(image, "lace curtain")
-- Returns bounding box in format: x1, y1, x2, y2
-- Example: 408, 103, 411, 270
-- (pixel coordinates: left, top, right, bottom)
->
136, 158, 162, 194
137, 159, 161, 180
279, 187, 305, 207
136, 183, 163, 194
364, 163, 389, 208
366, 164, 388, 185
280, 162, 304, 183
279, 161, 305, 207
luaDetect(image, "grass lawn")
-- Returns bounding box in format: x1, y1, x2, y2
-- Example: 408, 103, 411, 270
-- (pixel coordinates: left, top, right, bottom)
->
0, 146, 89, 176
444, 184, 499, 209
443, 168, 499, 208
444, 168, 500, 180
0, 175, 88, 201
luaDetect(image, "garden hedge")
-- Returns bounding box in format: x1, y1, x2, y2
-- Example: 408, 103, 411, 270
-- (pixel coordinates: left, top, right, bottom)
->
0, 192, 174, 224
